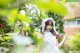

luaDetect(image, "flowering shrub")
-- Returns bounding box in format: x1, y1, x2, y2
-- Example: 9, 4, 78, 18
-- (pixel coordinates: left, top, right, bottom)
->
0, 24, 4, 28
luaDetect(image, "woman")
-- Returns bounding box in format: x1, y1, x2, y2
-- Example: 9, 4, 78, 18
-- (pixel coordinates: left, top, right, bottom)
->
41, 18, 67, 53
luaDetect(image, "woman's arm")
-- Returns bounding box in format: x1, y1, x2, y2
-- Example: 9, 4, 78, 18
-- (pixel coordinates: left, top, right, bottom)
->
56, 35, 67, 48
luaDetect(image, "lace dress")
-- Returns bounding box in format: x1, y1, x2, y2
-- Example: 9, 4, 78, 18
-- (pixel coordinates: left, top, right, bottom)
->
42, 31, 61, 53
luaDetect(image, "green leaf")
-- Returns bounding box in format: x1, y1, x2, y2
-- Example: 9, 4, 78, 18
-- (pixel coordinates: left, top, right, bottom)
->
17, 13, 32, 23
35, 0, 68, 16
0, 0, 16, 8
3, 36, 12, 40
0, 9, 8, 16
7, 9, 18, 23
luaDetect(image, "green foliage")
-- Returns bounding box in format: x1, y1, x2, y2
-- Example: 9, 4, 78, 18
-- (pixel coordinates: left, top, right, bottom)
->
7, 9, 32, 32
35, 0, 68, 16
48, 12, 64, 34
0, 34, 13, 48
0, 0, 15, 8
8, 9, 32, 24
0, 9, 9, 16
69, 33, 80, 50
32, 31, 44, 45
0, 16, 13, 35
61, 45, 70, 53
0, 16, 13, 49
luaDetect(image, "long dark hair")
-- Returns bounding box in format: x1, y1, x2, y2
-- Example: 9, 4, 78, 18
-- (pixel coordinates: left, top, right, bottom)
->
44, 19, 60, 39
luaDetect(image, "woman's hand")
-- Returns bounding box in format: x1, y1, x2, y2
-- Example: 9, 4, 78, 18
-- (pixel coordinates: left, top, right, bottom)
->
63, 35, 67, 41
57, 35, 67, 48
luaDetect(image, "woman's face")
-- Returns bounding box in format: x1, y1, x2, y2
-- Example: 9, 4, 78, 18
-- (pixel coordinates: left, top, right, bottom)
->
46, 22, 53, 31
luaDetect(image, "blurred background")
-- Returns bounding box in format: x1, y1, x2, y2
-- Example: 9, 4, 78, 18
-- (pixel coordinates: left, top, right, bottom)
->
0, 0, 80, 53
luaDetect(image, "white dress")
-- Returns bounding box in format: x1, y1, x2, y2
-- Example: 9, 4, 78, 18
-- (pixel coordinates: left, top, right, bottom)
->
11, 33, 34, 53
42, 31, 61, 53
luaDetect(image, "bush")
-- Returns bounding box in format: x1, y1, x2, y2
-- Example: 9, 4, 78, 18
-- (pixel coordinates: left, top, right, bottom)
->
69, 33, 80, 50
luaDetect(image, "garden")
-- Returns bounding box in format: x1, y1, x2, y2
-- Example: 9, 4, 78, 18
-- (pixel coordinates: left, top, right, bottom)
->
0, 0, 80, 53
